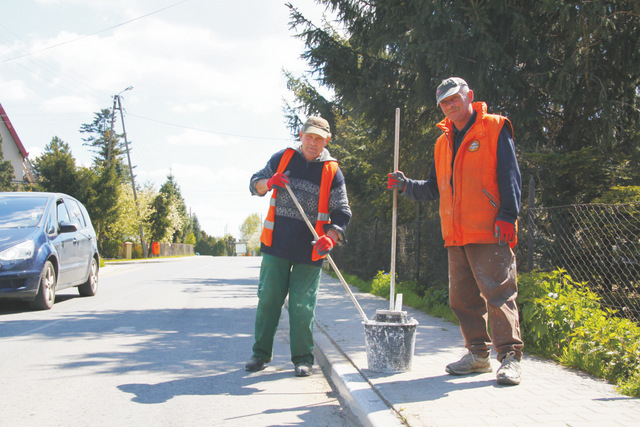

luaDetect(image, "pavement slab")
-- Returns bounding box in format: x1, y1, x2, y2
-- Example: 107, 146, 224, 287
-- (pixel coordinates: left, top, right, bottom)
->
313, 270, 640, 427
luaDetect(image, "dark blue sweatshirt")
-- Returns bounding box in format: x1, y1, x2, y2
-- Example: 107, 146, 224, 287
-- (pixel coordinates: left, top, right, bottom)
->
250, 146, 352, 266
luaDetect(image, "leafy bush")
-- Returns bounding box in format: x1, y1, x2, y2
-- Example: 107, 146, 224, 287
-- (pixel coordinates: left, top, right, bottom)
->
518, 269, 602, 357
559, 311, 640, 390
420, 283, 458, 324
518, 269, 640, 397
100, 238, 123, 259
370, 270, 391, 298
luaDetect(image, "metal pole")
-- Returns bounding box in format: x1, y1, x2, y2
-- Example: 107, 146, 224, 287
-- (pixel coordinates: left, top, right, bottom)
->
116, 92, 148, 258
390, 108, 400, 310
284, 183, 368, 322
527, 175, 535, 271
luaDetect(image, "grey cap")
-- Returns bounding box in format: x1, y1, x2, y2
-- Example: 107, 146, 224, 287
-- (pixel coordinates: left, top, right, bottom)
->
302, 116, 331, 138
436, 77, 468, 105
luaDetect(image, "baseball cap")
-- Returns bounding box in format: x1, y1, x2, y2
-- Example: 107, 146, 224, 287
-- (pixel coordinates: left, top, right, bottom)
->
436, 77, 468, 105
302, 116, 331, 138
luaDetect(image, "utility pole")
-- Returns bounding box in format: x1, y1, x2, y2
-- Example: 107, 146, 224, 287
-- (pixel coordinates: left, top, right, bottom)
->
108, 96, 118, 167
113, 87, 148, 258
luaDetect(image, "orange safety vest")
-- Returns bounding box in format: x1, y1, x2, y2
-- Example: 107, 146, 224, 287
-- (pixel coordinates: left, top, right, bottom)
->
260, 148, 338, 261
435, 102, 517, 247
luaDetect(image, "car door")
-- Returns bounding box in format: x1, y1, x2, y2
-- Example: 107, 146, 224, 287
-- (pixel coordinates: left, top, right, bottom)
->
52, 199, 80, 285
64, 197, 93, 282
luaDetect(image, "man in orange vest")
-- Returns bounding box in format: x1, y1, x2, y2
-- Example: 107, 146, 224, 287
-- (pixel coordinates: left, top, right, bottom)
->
388, 77, 524, 385
245, 116, 351, 377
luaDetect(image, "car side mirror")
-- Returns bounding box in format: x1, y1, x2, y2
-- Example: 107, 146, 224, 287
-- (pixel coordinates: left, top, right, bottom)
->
59, 221, 78, 233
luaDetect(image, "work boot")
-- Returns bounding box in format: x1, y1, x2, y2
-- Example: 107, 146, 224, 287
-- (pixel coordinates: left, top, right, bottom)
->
445, 351, 492, 375
244, 356, 266, 372
496, 353, 522, 385
295, 363, 312, 377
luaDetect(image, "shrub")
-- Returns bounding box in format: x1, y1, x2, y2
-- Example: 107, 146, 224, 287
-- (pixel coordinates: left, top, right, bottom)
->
518, 269, 640, 397
518, 269, 601, 357
370, 270, 392, 298
559, 310, 640, 386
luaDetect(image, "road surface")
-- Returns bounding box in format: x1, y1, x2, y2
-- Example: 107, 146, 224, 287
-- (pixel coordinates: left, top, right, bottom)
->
0, 256, 358, 426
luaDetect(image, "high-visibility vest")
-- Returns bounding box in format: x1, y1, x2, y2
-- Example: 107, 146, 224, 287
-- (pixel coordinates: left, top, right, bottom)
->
260, 148, 338, 261
435, 101, 517, 247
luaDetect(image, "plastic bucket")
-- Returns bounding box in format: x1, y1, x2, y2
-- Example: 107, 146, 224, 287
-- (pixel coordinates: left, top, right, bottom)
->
363, 310, 418, 373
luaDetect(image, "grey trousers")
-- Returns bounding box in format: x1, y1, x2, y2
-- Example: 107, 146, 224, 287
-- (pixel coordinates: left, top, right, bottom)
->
447, 243, 524, 362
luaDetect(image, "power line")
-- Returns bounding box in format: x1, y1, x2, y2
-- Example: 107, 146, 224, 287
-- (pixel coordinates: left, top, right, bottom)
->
127, 113, 291, 141
1, 0, 190, 63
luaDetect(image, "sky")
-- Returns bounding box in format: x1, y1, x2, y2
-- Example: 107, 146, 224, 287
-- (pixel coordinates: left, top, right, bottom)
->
0, 0, 331, 238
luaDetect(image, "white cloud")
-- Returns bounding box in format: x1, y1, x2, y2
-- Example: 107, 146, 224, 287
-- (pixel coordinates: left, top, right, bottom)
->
27, 146, 43, 160
166, 129, 229, 148
40, 95, 100, 114
1, 0, 324, 237
0, 79, 34, 101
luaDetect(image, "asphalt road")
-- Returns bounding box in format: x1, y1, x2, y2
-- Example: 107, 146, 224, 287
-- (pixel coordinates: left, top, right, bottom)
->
0, 256, 358, 427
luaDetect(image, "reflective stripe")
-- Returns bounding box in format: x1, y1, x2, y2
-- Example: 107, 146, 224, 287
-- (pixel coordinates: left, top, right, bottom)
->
260, 147, 340, 263
261, 149, 296, 246
311, 160, 339, 261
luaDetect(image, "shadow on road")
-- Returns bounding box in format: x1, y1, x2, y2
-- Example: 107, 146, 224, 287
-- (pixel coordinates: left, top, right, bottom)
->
118, 369, 290, 404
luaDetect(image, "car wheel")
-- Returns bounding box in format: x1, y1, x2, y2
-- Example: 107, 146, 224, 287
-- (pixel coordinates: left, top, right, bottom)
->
32, 260, 56, 310
78, 257, 98, 297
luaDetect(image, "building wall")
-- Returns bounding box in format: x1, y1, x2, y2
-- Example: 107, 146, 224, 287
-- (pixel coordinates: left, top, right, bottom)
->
0, 121, 25, 181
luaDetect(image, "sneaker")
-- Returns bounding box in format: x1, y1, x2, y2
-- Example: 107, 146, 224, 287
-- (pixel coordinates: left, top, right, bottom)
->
445, 351, 492, 375
295, 363, 312, 377
496, 353, 521, 385
244, 356, 266, 372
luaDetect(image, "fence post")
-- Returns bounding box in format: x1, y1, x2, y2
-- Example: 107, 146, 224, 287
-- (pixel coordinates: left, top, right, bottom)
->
527, 175, 535, 271
416, 202, 422, 284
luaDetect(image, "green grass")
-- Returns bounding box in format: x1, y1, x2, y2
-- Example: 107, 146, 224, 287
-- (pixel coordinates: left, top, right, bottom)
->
326, 269, 458, 324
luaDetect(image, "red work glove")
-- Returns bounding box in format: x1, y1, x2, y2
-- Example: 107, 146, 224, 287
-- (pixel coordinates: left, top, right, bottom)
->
388, 170, 407, 191
494, 220, 516, 247
313, 235, 335, 256
267, 172, 290, 191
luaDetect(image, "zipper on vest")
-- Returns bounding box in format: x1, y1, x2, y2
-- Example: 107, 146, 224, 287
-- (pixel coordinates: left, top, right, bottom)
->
482, 188, 500, 209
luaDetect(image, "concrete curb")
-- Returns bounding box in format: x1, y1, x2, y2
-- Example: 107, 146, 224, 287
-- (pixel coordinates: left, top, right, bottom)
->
314, 323, 405, 427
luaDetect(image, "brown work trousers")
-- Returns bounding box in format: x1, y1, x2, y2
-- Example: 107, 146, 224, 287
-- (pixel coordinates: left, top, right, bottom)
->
448, 244, 524, 362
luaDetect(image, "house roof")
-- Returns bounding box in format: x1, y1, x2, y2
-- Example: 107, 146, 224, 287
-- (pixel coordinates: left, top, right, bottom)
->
0, 102, 29, 158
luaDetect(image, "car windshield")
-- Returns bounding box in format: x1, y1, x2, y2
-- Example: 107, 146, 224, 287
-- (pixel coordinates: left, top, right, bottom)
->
0, 197, 49, 228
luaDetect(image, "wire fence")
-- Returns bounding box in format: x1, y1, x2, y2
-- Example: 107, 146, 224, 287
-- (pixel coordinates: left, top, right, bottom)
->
333, 200, 640, 323
528, 202, 640, 322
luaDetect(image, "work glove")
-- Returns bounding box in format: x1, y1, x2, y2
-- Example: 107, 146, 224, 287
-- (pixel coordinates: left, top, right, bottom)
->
388, 170, 407, 192
494, 220, 516, 248
313, 235, 335, 257
267, 171, 290, 191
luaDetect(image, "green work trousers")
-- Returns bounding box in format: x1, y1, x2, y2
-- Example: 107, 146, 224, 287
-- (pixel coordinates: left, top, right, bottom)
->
252, 253, 321, 366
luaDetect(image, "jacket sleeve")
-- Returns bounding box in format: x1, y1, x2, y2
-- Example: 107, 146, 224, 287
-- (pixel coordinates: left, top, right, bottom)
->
496, 126, 521, 223
401, 159, 440, 202
249, 150, 284, 196
325, 167, 352, 242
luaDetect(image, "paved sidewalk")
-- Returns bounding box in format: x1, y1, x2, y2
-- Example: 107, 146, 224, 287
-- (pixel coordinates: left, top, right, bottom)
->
313, 271, 640, 427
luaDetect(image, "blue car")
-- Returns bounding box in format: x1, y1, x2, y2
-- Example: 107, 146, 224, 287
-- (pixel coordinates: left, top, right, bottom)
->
0, 192, 100, 310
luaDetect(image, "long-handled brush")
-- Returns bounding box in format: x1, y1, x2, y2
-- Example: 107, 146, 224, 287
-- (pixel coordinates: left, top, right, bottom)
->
283, 183, 368, 322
